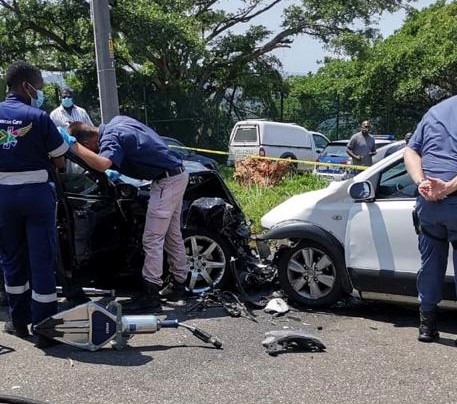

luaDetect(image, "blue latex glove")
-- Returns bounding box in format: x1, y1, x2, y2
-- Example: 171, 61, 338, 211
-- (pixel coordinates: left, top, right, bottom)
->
105, 169, 121, 182
58, 126, 77, 147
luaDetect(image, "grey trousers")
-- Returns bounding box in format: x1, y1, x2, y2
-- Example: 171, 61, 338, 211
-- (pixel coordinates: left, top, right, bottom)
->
142, 171, 189, 286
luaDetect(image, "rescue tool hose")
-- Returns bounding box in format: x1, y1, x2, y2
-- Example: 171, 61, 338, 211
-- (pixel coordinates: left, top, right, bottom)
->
159, 320, 223, 349
0, 395, 48, 404
178, 323, 223, 349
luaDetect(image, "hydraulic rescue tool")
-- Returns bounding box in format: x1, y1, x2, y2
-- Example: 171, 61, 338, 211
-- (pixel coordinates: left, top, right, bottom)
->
34, 301, 223, 351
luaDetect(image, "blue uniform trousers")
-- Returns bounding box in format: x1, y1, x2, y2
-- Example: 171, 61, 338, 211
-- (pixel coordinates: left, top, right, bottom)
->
416, 196, 457, 311
0, 183, 58, 327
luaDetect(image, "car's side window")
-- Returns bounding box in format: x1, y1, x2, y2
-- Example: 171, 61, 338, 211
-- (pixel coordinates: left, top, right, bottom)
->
59, 158, 103, 196
376, 159, 417, 199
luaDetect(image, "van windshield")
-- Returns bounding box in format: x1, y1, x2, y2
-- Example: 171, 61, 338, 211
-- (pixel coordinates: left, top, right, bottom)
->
233, 127, 257, 143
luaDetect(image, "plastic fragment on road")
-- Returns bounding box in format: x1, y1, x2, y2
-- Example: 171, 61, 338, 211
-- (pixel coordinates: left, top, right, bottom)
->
262, 329, 326, 355
264, 298, 289, 315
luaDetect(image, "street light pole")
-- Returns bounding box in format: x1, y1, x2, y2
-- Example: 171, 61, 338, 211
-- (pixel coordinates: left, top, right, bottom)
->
90, 0, 119, 123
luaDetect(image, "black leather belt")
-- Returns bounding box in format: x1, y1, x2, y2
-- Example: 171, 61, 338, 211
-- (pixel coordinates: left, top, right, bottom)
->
154, 166, 184, 182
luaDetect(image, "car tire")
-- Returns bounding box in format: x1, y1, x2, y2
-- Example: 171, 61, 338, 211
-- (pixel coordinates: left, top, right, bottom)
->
278, 239, 345, 307
182, 228, 233, 293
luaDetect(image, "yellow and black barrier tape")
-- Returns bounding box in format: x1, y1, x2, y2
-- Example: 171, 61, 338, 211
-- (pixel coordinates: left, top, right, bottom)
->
168, 145, 368, 172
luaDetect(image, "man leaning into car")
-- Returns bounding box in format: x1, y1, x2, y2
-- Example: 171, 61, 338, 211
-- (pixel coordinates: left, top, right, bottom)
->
66, 116, 189, 313
405, 95, 457, 343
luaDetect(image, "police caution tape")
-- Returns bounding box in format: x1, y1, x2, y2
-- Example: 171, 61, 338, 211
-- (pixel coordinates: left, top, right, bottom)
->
168, 145, 368, 172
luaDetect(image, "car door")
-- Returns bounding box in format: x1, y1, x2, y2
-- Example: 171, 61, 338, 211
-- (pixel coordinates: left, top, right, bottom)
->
56, 153, 126, 283
344, 156, 454, 297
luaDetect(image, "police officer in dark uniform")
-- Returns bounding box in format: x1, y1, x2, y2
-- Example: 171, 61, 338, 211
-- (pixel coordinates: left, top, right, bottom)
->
0, 61, 68, 348
67, 117, 189, 313
405, 94, 457, 343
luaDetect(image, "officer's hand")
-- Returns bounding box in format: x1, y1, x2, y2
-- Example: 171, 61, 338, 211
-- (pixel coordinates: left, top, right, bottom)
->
58, 126, 77, 147
419, 177, 446, 201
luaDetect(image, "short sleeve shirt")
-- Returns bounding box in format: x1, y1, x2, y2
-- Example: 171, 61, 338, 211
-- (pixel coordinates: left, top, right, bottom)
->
98, 115, 182, 180
347, 132, 376, 166
50, 104, 93, 128
408, 95, 457, 181
0, 94, 68, 173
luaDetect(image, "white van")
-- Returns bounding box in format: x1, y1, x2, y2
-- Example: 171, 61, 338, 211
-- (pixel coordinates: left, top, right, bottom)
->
227, 120, 329, 170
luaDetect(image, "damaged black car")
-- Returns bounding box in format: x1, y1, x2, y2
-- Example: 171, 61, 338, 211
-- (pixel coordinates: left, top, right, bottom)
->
54, 153, 265, 299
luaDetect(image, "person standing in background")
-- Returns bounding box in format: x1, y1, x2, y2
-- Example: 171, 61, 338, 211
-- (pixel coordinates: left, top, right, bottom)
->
346, 120, 377, 167
50, 87, 93, 128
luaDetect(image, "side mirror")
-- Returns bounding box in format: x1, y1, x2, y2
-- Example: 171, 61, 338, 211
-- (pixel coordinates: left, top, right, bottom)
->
348, 180, 375, 201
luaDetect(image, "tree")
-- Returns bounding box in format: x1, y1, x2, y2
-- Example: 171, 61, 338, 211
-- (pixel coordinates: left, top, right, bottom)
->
0, 0, 413, 148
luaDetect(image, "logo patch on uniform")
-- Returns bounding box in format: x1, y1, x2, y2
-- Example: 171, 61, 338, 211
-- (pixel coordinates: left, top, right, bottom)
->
0, 122, 32, 149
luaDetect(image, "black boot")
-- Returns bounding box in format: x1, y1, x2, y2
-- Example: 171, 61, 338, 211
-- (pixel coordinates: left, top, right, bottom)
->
0, 275, 7, 307
3, 321, 31, 339
122, 280, 162, 313
418, 310, 439, 342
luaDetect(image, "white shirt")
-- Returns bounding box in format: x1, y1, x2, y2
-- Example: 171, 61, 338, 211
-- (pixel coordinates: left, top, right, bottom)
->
50, 104, 94, 128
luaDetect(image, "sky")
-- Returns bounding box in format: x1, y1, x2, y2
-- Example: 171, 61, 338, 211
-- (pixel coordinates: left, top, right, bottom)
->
224, 0, 440, 75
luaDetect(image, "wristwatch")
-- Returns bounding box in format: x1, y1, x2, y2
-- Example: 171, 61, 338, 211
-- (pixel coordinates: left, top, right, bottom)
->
416, 178, 426, 186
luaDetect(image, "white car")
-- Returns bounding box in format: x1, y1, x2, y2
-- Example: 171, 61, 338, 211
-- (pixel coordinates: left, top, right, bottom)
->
260, 149, 456, 308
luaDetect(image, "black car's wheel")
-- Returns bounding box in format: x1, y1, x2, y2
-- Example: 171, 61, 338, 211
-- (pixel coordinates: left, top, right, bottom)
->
182, 229, 233, 293
278, 239, 344, 307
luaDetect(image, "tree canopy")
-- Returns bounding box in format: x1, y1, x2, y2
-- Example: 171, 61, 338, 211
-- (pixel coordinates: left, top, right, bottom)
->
285, 1, 457, 139
0, 0, 413, 146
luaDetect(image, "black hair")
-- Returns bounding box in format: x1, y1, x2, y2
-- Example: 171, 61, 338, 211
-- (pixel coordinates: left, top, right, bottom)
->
68, 121, 98, 143
60, 87, 73, 96
6, 61, 41, 89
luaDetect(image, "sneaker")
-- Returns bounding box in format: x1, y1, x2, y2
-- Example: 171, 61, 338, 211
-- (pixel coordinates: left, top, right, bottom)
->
160, 281, 187, 306
121, 292, 162, 314
3, 321, 31, 339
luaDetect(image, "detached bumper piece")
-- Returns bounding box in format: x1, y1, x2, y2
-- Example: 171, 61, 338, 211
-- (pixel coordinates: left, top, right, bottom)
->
34, 301, 222, 351
262, 330, 326, 356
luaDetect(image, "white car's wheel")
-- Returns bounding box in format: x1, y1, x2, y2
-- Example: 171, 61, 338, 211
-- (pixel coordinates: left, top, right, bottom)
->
278, 240, 344, 307
182, 229, 232, 294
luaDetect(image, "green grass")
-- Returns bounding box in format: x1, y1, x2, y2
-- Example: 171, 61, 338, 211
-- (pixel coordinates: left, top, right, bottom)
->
220, 167, 327, 233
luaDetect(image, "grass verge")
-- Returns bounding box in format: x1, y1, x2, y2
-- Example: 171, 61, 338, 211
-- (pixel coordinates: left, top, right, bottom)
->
220, 167, 327, 233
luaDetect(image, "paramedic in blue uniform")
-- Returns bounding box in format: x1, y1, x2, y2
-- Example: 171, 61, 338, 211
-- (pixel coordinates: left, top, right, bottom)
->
67, 117, 189, 313
0, 61, 68, 346
405, 94, 457, 343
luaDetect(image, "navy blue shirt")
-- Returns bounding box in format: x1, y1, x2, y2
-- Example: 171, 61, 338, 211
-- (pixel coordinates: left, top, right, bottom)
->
409, 95, 457, 181
98, 115, 182, 180
0, 94, 67, 173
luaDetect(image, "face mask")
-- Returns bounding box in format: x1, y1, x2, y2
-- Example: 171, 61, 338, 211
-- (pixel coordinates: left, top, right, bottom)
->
61, 97, 73, 108
26, 83, 45, 109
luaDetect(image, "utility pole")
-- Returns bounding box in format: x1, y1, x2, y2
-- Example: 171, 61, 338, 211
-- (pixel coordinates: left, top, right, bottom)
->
90, 0, 119, 123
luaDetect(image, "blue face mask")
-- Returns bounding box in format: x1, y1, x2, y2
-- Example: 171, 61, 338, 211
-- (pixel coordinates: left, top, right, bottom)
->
61, 97, 73, 108
27, 83, 45, 109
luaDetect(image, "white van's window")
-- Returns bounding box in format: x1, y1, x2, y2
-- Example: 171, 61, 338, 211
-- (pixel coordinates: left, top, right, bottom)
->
233, 127, 258, 143
313, 134, 328, 150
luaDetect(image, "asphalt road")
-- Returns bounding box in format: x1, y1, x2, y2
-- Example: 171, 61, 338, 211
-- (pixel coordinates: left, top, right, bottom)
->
1, 297, 457, 404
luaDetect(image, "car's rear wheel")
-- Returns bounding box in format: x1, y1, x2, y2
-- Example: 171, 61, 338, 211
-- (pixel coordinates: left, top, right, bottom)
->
278, 240, 344, 307
182, 228, 233, 293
